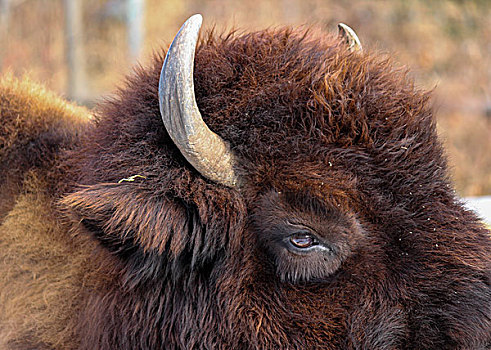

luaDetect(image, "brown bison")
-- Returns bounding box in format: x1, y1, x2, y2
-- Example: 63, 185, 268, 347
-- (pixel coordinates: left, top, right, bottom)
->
0, 14, 490, 349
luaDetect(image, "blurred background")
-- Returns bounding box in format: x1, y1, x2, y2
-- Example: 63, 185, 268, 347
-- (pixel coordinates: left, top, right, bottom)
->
0, 0, 490, 199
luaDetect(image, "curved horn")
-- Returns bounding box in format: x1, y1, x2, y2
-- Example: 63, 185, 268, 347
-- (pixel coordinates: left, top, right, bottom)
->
337, 23, 362, 52
159, 14, 239, 187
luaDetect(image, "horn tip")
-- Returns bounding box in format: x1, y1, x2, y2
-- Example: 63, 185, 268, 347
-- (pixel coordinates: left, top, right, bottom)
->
337, 22, 349, 31
187, 13, 203, 26
337, 22, 362, 51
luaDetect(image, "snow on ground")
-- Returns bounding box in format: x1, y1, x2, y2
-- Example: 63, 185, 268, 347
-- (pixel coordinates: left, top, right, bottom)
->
463, 196, 491, 226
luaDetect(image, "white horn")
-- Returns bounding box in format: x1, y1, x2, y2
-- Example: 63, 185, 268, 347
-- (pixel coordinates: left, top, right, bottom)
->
338, 23, 362, 52
159, 14, 239, 187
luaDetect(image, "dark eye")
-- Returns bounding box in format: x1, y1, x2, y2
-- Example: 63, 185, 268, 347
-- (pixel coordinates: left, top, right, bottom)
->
289, 233, 317, 249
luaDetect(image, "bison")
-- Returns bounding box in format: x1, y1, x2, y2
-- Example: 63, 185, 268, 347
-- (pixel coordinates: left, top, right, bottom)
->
0, 14, 490, 349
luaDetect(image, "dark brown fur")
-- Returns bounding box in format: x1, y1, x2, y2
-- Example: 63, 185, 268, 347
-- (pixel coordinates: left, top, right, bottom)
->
1, 27, 490, 349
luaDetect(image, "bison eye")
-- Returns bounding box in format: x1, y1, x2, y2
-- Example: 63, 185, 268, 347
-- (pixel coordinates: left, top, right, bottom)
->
289, 233, 317, 249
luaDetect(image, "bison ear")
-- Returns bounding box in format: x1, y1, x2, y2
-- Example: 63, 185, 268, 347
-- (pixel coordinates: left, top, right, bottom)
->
337, 23, 362, 52
60, 183, 194, 260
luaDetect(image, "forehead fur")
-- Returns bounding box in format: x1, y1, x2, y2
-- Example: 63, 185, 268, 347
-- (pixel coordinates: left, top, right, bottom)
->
65, 27, 439, 196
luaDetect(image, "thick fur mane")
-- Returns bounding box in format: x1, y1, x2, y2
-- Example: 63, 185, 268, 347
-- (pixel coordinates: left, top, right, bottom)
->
0, 75, 89, 219
0, 76, 94, 349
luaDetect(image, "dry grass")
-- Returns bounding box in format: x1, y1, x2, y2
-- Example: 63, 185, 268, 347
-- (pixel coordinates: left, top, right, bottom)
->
1, 0, 490, 196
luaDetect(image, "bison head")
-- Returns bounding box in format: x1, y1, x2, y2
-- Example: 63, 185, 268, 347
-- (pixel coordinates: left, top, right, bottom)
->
60, 15, 490, 349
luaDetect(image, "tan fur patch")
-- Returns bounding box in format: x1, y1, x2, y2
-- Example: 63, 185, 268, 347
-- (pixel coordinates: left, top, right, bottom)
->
0, 74, 90, 142
0, 74, 91, 219
0, 172, 98, 349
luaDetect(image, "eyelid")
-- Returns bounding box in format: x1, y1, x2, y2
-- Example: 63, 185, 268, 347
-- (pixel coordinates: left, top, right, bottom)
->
285, 219, 314, 231
286, 219, 310, 229
286, 219, 301, 226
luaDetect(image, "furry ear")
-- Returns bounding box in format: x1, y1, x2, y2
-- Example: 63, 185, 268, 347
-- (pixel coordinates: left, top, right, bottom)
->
60, 183, 196, 262
60, 180, 246, 287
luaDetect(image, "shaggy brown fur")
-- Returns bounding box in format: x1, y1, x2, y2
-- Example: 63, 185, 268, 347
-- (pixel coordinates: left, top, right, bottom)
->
0, 173, 100, 349
0, 74, 89, 219
0, 75, 97, 349
1, 26, 490, 349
